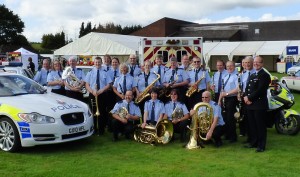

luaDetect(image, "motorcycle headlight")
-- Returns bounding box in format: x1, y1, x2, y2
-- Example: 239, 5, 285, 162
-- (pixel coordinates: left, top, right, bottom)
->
18, 113, 55, 124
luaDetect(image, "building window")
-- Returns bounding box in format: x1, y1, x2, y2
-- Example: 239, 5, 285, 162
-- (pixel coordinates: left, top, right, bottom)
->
255, 29, 260, 34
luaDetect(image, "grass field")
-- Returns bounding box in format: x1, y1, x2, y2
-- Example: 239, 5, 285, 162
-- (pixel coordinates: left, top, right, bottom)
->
1, 72, 300, 177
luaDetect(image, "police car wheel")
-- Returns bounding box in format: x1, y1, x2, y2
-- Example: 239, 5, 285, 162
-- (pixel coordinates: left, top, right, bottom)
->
0, 117, 21, 152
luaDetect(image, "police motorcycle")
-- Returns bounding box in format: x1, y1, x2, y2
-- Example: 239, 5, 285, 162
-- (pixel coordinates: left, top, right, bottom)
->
267, 75, 300, 135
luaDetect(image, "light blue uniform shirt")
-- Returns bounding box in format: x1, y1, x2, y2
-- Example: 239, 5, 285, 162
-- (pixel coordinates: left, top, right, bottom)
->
113, 73, 136, 94
85, 67, 112, 91
128, 64, 141, 77
65, 67, 85, 91
211, 70, 228, 93
34, 68, 50, 86
198, 101, 225, 126
108, 68, 120, 82
223, 73, 238, 96
102, 64, 111, 71
151, 65, 166, 86
188, 69, 211, 90
136, 72, 159, 92
111, 100, 142, 117
144, 99, 165, 122
241, 69, 256, 92
47, 70, 63, 89
163, 68, 189, 84
164, 101, 189, 120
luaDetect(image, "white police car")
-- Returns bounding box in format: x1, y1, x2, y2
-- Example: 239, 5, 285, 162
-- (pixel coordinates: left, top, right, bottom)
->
0, 72, 94, 152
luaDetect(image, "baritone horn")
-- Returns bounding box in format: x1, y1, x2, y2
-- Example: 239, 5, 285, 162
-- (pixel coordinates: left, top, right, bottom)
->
186, 102, 213, 149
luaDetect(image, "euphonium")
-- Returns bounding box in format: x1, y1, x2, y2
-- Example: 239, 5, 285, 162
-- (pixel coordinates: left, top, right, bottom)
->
186, 70, 205, 97
234, 72, 244, 122
62, 67, 82, 90
186, 102, 213, 149
135, 72, 160, 104
134, 119, 173, 145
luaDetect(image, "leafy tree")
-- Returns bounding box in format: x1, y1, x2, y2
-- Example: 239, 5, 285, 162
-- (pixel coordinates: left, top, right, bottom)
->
41, 31, 66, 49
0, 4, 29, 45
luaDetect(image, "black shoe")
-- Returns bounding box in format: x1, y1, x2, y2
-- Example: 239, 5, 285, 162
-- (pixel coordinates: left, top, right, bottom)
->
256, 148, 265, 152
215, 141, 223, 148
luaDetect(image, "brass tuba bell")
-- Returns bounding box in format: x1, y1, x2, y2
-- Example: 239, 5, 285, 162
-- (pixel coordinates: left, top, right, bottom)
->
134, 119, 173, 145
186, 102, 213, 149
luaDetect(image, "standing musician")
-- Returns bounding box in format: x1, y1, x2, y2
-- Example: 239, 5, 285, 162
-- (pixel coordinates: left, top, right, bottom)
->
113, 63, 137, 102
102, 54, 112, 71
151, 54, 166, 87
164, 89, 190, 142
141, 88, 165, 128
218, 61, 238, 143
190, 91, 225, 147
34, 58, 50, 86
187, 56, 211, 110
162, 57, 190, 103
210, 60, 227, 102
128, 54, 141, 77
135, 61, 159, 115
85, 56, 112, 135
111, 90, 142, 141
239, 56, 256, 139
243, 56, 270, 152
47, 59, 65, 95
64, 56, 86, 101
178, 54, 192, 71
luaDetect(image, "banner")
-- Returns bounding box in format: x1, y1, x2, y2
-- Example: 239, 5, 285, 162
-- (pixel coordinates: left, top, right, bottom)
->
8, 52, 21, 62
286, 46, 298, 55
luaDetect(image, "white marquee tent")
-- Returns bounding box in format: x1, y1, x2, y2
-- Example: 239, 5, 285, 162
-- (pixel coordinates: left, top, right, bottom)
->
14, 47, 38, 71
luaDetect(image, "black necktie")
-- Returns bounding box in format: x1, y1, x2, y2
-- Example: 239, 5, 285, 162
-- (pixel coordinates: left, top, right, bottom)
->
47, 70, 49, 75
173, 102, 176, 110
150, 101, 155, 123
195, 69, 199, 81
57, 71, 61, 77
127, 103, 130, 114
158, 66, 161, 83
130, 66, 134, 76
218, 72, 222, 93
107, 66, 109, 71
96, 69, 100, 90
114, 70, 117, 81
123, 75, 127, 94
145, 73, 149, 87
72, 68, 75, 74
246, 71, 251, 84
170, 70, 175, 82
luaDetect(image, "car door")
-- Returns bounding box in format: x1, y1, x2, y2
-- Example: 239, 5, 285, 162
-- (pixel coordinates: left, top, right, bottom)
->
291, 71, 300, 91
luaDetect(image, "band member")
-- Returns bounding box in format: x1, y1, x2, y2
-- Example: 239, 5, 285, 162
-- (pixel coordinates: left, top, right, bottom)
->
244, 56, 270, 152
34, 59, 50, 86
85, 56, 112, 135
190, 91, 225, 147
210, 60, 227, 102
151, 54, 166, 87
187, 56, 211, 110
113, 63, 136, 102
128, 54, 141, 77
64, 56, 86, 101
111, 90, 142, 141
179, 54, 191, 71
135, 61, 159, 115
142, 88, 165, 128
47, 59, 65, 95
164, 89, 190, 142
239, 56, 255, 139
218, 61, 238, 143
102, 54, 112, 71
162, 57, 189, 103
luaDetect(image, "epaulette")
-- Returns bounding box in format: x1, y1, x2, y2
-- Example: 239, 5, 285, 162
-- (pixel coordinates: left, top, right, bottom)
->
77, 68, 82, 70
179, 102, 184, 105
177, 68, 183, 70
166, 101, 171, 104
117, 101, 123, 104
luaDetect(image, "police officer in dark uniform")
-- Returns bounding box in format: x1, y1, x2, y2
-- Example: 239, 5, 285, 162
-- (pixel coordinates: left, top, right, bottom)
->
243, 56, 270, 152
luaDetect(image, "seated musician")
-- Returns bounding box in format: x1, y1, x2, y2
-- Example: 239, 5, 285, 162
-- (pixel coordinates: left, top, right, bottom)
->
142, 88, 165, 128
164, 89, 190, 142
110, 90, 141, 141
190, 91, 225, 147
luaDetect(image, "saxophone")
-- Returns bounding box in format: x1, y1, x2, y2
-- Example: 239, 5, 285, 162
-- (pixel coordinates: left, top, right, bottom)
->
234, 72, 244, 122
135, 72, 160, 104
186, 70, 206, 97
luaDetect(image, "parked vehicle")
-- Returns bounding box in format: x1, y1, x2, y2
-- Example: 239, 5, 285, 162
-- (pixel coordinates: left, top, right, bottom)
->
280, 70, 300, 91
287, 62, 300, 75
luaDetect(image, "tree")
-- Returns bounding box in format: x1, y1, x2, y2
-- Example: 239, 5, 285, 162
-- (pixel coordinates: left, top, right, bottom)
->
0, 4, 28, 45
41, 31, 66, 49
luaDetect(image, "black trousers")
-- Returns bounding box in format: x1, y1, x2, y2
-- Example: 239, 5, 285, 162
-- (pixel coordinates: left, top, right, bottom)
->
51, 87, 66, 96
187, 89, 205, 110
66, 90, 83, 102
247, 109, 267, 150
214, 92, 220, 103
173, 119, 189, 141
89, 93, 106, 135
222, 96, 238, 141
212, 125, 225, 143
238, 102, 249, 138
111, 118, 135, 139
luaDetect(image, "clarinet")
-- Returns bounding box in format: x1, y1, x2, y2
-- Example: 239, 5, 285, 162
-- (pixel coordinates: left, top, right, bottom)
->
234, 73, 243, 122
221, 78, 225, 113
211, 72, 215, 101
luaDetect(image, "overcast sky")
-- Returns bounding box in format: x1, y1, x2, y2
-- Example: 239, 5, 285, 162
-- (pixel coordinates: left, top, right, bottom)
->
2, 0, 300, 42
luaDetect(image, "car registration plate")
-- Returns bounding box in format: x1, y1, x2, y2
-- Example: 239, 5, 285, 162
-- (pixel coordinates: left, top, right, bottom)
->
69, 126, 85, 134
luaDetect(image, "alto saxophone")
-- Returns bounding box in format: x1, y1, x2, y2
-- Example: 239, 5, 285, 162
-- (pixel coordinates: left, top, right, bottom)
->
135, 72, 160, 104
186, 70, 205, 97
234, 73, 244, 122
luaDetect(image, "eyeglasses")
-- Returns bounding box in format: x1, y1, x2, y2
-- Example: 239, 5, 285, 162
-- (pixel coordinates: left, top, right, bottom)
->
202, 97, 209, 98
130, 58, 136, 59
171, 93, 177, 95
194, 61, 201, 63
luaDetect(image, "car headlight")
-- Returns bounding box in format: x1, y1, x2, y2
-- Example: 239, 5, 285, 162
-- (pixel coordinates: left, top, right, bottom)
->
18, 113, 55, 124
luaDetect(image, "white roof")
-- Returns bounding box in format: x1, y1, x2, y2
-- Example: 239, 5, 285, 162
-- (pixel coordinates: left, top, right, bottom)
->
54, 32, 141, 55
255, 41, 290, 55
206, 42, 241, 60
230, 41, 265, 60
14, 47, 37, 55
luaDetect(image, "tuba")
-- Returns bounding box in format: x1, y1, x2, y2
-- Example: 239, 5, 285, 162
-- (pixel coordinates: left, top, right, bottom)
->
62, 67, 82, 89
186, 102, 213, 149
186, 70, 206, 97
135, 72, 160, 104
134, 119, 173, 145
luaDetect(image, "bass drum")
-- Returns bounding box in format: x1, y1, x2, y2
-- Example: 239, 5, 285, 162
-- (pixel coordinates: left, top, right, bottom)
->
275, 110, 300, 135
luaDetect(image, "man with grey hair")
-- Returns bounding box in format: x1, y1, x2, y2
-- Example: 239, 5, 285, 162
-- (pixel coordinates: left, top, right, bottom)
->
128, 54, 141, 77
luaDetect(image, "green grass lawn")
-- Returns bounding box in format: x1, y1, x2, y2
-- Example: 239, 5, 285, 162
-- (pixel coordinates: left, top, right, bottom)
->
1, 72, 300, 177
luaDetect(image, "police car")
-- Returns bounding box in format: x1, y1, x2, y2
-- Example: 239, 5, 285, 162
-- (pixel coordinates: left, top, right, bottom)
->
0, 72, 94, 152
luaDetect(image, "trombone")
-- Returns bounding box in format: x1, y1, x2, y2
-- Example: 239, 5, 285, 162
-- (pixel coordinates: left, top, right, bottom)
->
91, 84, 100, 129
